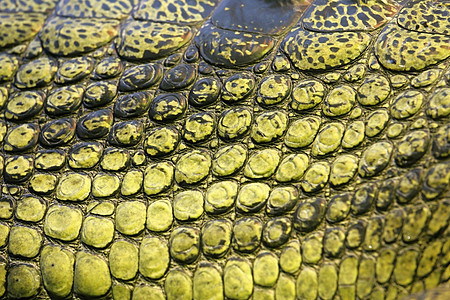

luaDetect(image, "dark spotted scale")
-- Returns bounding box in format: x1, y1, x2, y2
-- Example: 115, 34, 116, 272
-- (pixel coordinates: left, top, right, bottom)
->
0, 0, 449, 299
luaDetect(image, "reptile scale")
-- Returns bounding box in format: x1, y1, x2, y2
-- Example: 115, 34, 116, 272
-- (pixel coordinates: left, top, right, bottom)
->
0, 0, 449, 299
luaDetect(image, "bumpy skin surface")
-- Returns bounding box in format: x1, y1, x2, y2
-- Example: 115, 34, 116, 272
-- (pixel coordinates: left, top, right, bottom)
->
0, 0, 449, 299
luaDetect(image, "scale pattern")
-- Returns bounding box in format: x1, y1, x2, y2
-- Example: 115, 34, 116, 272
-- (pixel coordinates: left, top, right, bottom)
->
0, 0, 449, 299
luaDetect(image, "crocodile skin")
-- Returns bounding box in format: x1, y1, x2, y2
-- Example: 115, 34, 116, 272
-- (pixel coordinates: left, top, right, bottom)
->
0, 0, 448, 299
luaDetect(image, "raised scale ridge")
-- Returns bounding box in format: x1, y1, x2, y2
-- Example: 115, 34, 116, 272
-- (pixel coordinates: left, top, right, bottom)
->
0, 0, 449, 299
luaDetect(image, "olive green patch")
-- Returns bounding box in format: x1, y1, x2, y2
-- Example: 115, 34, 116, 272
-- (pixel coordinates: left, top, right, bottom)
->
139, 236, 170, 280
169, 226, 200, 263
44, 205, 83, 241
276, 153, 309, 183
40, 245, 74, 298
121, 170, 143, 196
41, 17, 118, 56
146, 199, 173, 232
322, 85, 356, 117
175, 150, 211, 185
283, 28, 371, 71
74, 252, 111, 297
117, 21, 191, 60
251, 111, 288, 144
237, 182, 270, 213
375, 22, 450, 71
256, 75, 291, 106
224, 257, 253, 300
301, 162, 330, 193
183, 112, 215, 143
302, 233, 323, 264
218, 107, 252, 141
5, 90, 44, 121
165, 269, 193, 300
205, 180, 238, 214
342, 121, 365, 149
144, 161, 174, 195
290, 80, 325, 111
29, 173, 57, 195
212, 145, 247, 177
81, 216, 114, 248
0, 12, 46, 49
7, 264, 41, 299
109, 240, 139, 281
173, 190, 204, 221
193, 263, 223, 300
280, 241, 301, 274
115, 201, 146, 235
0, 54, 18, 82
202, 219, 232, 258
244, 149, 280, 179
56, 173, 91, 202
16, 195, 46, 222
311, 122, 345, 156
296, 267, 317, 300
8, 225, 42, 258
366, 109, 389, 137
92, 174, 119, 197
254, 252, 279, 287
233, 217, 262, 253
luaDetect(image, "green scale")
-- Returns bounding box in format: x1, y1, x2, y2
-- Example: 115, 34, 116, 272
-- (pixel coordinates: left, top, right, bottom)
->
0, 0, 449, 298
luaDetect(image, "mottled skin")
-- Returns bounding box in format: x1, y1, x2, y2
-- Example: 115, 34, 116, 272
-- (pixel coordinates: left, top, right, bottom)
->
0, 0, 449, 299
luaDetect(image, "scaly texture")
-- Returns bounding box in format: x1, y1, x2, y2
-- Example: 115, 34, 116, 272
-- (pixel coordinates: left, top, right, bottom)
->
0, 0, 448, 299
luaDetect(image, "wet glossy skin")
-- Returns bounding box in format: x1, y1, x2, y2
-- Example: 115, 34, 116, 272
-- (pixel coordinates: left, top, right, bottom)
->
0, 0, 449, 299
